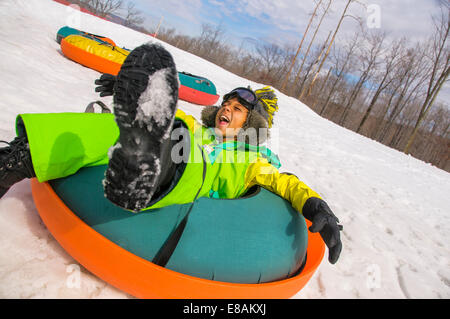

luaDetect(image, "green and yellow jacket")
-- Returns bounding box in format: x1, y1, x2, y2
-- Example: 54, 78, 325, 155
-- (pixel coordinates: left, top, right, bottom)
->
17, 109, 321, 214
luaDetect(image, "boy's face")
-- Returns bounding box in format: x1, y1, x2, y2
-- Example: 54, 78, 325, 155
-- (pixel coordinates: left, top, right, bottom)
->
214, 97, 249, 140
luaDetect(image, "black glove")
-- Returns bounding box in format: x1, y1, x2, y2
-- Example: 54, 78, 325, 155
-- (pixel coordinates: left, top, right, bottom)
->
94, 73, 116, 97
302, 197, 343, 264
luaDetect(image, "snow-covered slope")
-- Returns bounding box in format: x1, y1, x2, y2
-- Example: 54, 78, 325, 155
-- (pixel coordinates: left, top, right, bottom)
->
0, 0, 449, 299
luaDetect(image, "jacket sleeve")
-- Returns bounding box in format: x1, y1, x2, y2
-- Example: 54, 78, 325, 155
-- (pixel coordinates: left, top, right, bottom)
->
175, 109, 203, 132
244, 157, 322, 214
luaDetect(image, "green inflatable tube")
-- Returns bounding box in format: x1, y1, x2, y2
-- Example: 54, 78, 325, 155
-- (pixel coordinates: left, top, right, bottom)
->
49, 164, 308, 284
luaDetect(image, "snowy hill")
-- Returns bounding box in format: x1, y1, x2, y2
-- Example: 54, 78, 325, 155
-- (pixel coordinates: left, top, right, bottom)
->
0, 0, 449, 299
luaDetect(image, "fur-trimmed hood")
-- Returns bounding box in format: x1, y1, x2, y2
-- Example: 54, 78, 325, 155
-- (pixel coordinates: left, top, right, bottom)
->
201, 105, 269, 145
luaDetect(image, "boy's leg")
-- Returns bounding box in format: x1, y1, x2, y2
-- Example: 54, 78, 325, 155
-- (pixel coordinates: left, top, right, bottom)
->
103, 43, 179, 212
0, 112, 119, 199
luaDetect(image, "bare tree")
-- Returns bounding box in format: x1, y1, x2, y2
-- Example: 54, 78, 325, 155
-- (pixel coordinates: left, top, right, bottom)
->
376, 46, 429, 143
156, 27, 176, 43
356, 38, 405, 133
311, 66, 333, 110
272, 44, 300, 88
195, 23, 227, 63
232, 53, 259, 78
404, 5, 450, 153
255, 42, 284, 84
318, 31, 360, 115
291, 0, 333, 93
281, 0, 324, 91
304, 0, 363, 99
123, 2, 144, 27
79, 0, 123, 18
338, 30, 386, 126
298, 31, 332, 99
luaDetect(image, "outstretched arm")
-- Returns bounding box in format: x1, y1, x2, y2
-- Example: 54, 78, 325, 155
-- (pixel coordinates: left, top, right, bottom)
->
245, 158, 343, 264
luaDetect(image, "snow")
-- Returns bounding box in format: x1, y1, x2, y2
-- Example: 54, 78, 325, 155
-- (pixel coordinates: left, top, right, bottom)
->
0, 0, 449, 299
136, 68, 176, 135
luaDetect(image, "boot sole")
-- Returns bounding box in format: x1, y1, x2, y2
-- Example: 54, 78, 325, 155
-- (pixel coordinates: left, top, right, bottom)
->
104, 43, 179, 212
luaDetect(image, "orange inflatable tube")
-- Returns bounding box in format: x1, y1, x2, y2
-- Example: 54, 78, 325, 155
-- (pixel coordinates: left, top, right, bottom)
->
31, 178, 325, 299
60, 35, 129, 75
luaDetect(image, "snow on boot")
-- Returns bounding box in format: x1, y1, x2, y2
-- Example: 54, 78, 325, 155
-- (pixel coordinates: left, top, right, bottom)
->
0, 136, 35, 199
103, 43, 179, 212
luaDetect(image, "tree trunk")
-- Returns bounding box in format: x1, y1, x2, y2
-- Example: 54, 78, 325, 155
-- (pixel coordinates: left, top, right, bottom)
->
312, 67, 333, 110
404, 9, 449, 153
304, 0, 355, 98
280, 0, 323, 91
404, 66, 450, 153
292, 0, 332, 92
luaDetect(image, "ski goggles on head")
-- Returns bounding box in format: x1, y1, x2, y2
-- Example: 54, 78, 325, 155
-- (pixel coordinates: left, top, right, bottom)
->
222, 87, 257, 110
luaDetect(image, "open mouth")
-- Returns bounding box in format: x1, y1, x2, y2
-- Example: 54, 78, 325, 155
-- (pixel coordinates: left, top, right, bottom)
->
218, 115, 230, 126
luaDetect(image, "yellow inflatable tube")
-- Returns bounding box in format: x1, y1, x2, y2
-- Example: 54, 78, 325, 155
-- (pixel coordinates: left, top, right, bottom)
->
61, 34, 129, 75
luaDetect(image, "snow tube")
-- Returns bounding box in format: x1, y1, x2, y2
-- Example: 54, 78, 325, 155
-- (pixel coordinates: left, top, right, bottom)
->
56, 26, 116, 46
31, 165, 325, 298
61, 34, 129, 75
178, 72, 220, 105
60, 36, 219, 105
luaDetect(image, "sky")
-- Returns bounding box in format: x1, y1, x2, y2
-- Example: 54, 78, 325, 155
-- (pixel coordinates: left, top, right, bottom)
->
123, 0, 449, 106
129, 0, 444, 46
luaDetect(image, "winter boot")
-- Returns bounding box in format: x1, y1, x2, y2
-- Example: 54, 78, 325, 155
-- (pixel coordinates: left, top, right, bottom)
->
0, 136, 35, 199
103, 43, 179, 212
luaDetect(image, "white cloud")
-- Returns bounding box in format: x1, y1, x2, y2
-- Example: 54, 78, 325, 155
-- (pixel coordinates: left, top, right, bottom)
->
139, 0, 204, 25
214, 0, 443, 45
